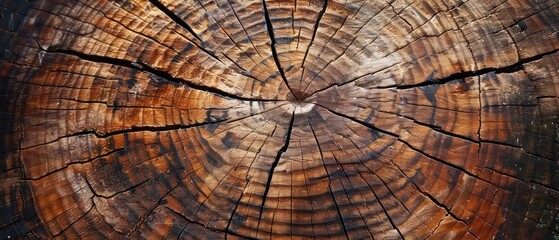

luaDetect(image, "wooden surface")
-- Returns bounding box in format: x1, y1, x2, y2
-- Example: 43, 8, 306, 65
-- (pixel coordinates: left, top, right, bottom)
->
0, 0, 558, 239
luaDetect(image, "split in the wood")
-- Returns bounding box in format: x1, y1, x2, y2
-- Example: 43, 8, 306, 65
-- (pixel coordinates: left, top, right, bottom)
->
257, 111, 295, 232
395, 48, 559, 90
40, 48, 277, 102
261, 0, 299, 101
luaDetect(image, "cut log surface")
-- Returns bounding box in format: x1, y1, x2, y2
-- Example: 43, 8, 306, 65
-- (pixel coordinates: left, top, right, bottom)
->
1, 0, 558, 239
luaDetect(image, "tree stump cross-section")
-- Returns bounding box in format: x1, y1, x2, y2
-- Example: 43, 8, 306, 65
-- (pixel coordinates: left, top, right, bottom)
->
0, 0, 558, 239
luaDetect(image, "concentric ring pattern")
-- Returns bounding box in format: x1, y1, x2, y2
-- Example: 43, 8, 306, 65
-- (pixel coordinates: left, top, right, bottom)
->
0, 0, 558, 239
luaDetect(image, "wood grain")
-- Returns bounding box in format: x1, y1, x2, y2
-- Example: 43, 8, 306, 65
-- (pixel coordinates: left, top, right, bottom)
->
0, 0, 558, 239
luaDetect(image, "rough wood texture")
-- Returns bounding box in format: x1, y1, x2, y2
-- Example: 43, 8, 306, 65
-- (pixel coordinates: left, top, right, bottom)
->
1, 0, 558, 239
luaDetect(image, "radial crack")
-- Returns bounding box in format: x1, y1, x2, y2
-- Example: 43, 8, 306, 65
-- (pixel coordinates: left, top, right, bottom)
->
43, 121, 226, 141
89, 176, 152, 199
224, 121, 275, 238
369, 176, 405, 239
163, 205, 247, 238
300, 0, 328, 69
397, 113, 480, 144
309, 122, 351, 239
477, 75, 483, 150
261, 0, 298, 100
44, 49, 276, 102
128, 177, 181, 236
146, 0, 223, 63
146, 0, 201, 41
256, 110, 295, 233
390, 162, 469, 225
317, 105, 505, 191
224, 180, 250, 239
316, 105, 399, 138
21, 147, 125, 181
50, 204, 95, 238
390, 4, 412, 31
395, 48, 559, 90
305, 61, 398, 98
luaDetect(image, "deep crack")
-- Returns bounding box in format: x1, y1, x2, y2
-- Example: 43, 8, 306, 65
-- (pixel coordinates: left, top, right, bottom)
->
44, 49, 277, 102
262, 0, 298, 101
256, 110, 295, 235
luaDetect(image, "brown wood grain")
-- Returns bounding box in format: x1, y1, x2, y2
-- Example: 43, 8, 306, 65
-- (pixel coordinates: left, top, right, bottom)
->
0, 0, 558, 239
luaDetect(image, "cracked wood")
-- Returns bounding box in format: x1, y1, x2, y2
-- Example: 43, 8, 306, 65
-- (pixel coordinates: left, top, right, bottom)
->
0, 0, 558, 239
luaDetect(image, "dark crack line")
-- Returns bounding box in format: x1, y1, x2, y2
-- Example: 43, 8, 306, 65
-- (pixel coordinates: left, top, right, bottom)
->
195, 1, 259, 70
336, 142, 416, 238
80, 0, 198, 62
225, 121, 274, 239
390, 4, 412, 31
390, 49, 559, 90
146, 0, 201, 41
39, 121, 227, 141
87, 174, 153, 199
191, 159, 252, 228
300, 0, 328, 69
305, 61, 397, 98
21, 147, 126, 181
373, 171, 412, 214
50, 203, 95, 238
389, 161, 469, 226
166, 167, 261, 238
262, 0, 298, 100
315, 104, 398, 138
88, 202, 117, 235
222, 53, 248, 72
227, 1, 265, 61
317, 105, 506, 191
484, 167, 526, 183
162, 205, 248, 239
323, 125, 402, 237
426, 214, 448, 239
536, 96, 559, 100
256, 110, 295, 234
295, 138, 322, 238
442, 0, 484, 160
301, 0, 397, 98
489, 166, 559, 193
352, 167, 407, 239
368, 175, 405, 239
477, 70, 483, 153
399, 0, 559, 90
479, 138, 557, 163
206, 104, 288, 138
318, 111, 444, 238
40, 48, 275, 102
52, 99, 185, 110
20, 103, 279, 150
398, 113, 479, 144
17, 80, 27, 183
224, 179, 251, 240
300, 14, 350, 97
402, 139, 503, 191
146, 0, 224, 63
396, 48, 559, 90
128, 176, 181, 236
309, 122, 351, 240
235, 120, 273, 149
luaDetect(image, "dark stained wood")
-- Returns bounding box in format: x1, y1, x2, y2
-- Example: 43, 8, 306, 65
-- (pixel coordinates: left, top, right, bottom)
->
0, 0, 558, 239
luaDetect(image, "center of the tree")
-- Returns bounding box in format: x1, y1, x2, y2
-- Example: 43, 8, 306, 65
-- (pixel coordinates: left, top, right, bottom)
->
292, 102, 315, 114
289, 89, 308, 102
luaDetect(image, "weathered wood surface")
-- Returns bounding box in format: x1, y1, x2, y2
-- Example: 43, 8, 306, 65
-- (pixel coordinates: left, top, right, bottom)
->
0, 0, 558, 239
